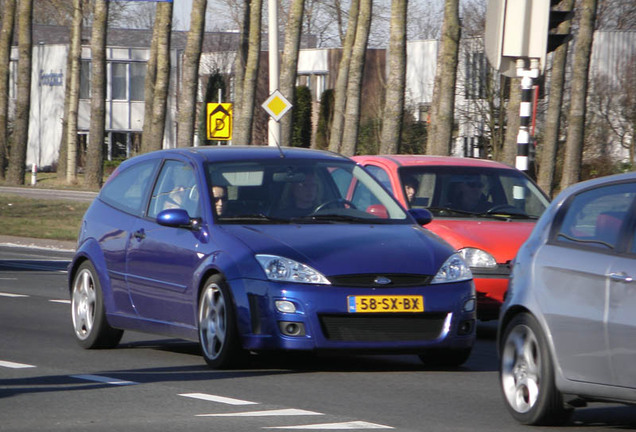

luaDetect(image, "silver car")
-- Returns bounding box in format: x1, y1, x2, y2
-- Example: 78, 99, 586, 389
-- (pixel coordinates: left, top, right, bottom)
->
498, 171, 636, 425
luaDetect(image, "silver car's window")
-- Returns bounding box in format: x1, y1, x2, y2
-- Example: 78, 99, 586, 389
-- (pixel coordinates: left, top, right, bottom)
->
555, 182, 636, 250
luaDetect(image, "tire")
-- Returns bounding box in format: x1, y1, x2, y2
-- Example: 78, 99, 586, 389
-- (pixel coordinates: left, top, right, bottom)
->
198, 275, 243, 369
500, 313, 572, 425
71, 261, 123, 349
418, 348, 472, 367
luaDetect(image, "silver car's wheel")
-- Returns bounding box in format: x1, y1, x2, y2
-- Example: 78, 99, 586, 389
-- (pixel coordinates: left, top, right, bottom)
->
198, 275, 241, 368
71, 261, 123, 349
500, 313, 571, 425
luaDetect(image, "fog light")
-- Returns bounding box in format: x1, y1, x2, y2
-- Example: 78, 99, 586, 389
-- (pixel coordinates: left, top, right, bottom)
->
275, 300, 296, 313
279, 321, 306, 336
463, 298, 476, 313
458, 319, 474, 335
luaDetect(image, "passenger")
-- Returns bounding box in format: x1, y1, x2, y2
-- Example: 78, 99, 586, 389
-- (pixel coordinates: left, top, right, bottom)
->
212, 185, 227, 216
449, 176, 490, 213
403, 176, 419, 206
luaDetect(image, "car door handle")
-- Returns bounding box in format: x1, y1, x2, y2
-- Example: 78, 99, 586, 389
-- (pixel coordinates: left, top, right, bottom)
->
133, 229, 146, 241
607, 272, 633, 283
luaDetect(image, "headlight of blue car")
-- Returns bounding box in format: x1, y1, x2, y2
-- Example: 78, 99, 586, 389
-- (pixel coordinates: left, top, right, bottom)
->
256, 254, 331, 285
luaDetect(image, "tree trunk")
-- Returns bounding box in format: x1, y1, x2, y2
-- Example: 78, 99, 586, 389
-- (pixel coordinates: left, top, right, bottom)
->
141, 7, 160, 154
559, 0, 598, 190
502, 78, 520, 166
231, 0, 251, 141
426, 0, 460, 156
0, 0, 17, 180
379, 0, 407, 154
66, 0, 83, 184
177, 0, 207, 148
328, 0, 359, 153
145, 1, 173, 153
279, 0, 305, 147
85, 0, 108, 188
233, 0, 262, 145
6, 0, 32, 185
538, 0, 574, 197
340, 0, 372, 157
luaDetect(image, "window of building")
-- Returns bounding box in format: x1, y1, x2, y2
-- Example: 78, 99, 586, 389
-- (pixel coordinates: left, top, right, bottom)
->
80, 60, 91, 99
465, 51, 487, 100
130, 63, 146, 101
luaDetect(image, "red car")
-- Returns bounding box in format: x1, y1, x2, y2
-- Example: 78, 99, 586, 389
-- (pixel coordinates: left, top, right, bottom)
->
352, 155, 550, 320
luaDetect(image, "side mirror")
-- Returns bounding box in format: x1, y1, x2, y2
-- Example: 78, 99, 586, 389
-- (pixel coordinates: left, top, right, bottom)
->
366, 204, 389, 219
157, 209, 200, 230
408, 208, 433, 226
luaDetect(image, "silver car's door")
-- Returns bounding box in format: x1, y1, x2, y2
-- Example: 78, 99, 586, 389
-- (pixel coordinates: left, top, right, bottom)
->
539, 183, 636, 385
607, 198, 636, 388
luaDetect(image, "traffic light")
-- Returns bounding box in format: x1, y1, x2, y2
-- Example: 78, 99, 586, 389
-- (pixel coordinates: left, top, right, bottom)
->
484, 0, 573, 77
546, 0, 573, 53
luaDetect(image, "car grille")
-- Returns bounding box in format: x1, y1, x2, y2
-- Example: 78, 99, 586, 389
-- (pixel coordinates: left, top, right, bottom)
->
319, 313, 448, 342
328, 274, 432, 287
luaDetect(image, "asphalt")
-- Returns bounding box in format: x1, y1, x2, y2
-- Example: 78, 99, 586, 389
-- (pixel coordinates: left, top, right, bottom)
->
0, 235, 77, 252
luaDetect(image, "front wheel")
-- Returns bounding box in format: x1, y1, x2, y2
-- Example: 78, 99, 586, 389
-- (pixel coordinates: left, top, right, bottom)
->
71, 261, 123, 349
198, 275, 243, 369
500, 313, 572, 425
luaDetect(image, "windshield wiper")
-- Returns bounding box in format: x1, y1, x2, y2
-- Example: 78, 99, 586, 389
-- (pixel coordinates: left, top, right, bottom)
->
291, 213, 373, 223
219, 214, 292, 224
426, 206, 477, 216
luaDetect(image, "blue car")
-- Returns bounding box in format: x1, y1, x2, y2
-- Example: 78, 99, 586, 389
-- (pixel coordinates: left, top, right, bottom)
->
69, 146, 476, 368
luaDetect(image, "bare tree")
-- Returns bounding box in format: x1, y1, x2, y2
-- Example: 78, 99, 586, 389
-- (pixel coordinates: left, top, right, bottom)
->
426, 0, 461, 156
6, 0, 32, 185
65, 0, 83, 184
142, 1, 173, 153
328, 0, 359, 153
231, 0, 250, 140
233, 0, 262, 145
537, 0, 574, 196
340, 0, 372, 156
177, 0, 208, 148
559, 0, 598, 190
502, 78, 520, 166
85, 0, 108, 188
378, 0, 407, 154
279, 0, 305, 147
0, 0, 17, 180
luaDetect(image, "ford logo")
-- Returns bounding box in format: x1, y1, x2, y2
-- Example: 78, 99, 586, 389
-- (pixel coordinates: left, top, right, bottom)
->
374, 276, 392, 285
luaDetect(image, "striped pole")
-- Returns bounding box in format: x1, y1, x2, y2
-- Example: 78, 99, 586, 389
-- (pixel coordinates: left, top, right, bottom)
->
515, 62, 539, 172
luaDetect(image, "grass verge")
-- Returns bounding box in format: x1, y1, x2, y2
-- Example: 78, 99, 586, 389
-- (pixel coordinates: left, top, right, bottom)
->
0, 194, 89, 241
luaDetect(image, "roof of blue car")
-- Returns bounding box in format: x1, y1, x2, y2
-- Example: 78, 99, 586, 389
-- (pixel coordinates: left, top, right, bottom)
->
149, 146, 351, 163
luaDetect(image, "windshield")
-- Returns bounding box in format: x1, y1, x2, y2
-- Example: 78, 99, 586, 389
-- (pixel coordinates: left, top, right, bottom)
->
398, 166, 549, 219
206, 159, 410, 224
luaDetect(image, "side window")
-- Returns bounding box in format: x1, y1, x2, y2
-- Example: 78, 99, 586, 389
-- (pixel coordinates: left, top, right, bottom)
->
148, 160, 200, 219
365, 165, 392, 190
99, 159, 158, 216
555, 183, 636, 250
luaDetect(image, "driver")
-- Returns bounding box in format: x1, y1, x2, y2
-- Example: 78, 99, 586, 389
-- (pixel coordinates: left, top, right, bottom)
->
287, 171, 319, 216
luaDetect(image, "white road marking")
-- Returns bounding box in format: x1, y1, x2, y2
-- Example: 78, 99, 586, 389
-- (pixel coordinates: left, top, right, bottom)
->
0, 292, 28, 298
264, 421, 394, 429
0, 360, 36, 369
197, 409, 323, 417
180, 392, 258, 405
70, 374, 138, 386
50, 299, 71, 304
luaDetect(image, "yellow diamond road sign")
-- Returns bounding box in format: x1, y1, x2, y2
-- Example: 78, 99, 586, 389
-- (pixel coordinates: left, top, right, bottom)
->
262, 90, 292, 122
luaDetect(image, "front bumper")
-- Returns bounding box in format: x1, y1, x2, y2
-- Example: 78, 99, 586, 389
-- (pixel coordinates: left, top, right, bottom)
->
229, 278, 476, 353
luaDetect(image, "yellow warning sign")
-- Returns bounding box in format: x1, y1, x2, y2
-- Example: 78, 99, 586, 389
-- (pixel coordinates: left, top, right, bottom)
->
207, 103, 233, 140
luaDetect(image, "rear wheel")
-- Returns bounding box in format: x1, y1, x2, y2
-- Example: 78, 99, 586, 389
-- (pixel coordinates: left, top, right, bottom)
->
500, 313, 572, 425
198, 275, 242, 368
71, 261, 123, 349
418, 348, 472, 367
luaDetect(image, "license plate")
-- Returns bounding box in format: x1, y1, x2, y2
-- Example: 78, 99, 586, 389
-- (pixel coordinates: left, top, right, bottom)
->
347, 295, 424, 313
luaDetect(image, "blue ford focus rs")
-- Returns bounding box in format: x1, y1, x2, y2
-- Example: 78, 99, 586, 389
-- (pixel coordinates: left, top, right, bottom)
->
68, 146, 476, 368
